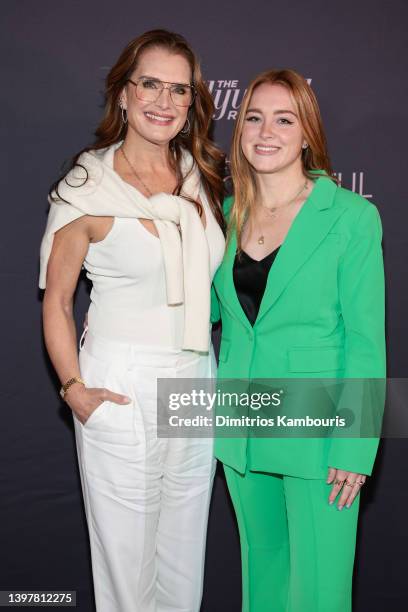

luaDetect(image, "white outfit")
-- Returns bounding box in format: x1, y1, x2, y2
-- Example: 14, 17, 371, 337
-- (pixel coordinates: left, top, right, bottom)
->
65, 154, 225, 611
84, 202, 222, 348
39, 142, 216, 352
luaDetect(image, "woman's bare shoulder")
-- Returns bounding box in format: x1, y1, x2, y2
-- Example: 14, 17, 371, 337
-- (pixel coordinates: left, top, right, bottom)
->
54, 215, 114, 244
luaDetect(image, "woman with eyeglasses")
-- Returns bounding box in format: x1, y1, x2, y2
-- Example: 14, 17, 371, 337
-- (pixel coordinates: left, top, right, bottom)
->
39, 30, 225, 612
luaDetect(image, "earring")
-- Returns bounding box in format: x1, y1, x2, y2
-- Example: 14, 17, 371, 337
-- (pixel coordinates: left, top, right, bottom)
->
180, 117, 190, 135
119, 100, 128, 125
302, 142, 308, 149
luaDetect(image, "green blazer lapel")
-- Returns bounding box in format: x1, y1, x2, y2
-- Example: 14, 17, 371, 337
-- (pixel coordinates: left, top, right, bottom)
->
255, 177, 345, 326
214, 229, 253, 332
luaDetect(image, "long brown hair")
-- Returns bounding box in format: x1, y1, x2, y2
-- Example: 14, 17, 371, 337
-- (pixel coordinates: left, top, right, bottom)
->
50, 29, 226, 232
229, 68, 334, 248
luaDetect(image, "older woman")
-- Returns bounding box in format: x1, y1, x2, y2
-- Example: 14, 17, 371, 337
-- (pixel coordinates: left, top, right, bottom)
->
211, 69, 385, 611
40, 30, 225, 612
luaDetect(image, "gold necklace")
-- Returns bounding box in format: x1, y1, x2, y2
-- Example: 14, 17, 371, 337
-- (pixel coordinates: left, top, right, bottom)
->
257, 180, 308, 245
120, 147, 153, 196
120, 146, 154, 196
120, 145, 182, 232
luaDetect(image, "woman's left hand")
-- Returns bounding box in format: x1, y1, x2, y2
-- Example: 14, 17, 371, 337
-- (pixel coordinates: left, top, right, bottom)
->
327, 467, 367, 510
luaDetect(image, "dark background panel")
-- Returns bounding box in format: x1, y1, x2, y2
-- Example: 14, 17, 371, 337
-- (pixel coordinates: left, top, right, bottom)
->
1, 0, 407, 610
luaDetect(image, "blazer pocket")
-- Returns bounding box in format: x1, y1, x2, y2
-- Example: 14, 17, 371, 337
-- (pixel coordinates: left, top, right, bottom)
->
288, 346, 345, 372
218, 338, 231, 363
326, 232, 340, 242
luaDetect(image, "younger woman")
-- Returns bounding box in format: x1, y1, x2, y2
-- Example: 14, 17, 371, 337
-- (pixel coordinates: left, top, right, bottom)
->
212, 69, 385, 612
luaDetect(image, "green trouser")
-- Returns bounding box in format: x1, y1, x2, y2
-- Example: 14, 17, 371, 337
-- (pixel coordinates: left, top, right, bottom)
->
223, 465, 360, 612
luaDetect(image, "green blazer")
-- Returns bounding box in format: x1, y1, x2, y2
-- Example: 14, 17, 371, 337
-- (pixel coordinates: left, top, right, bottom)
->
211, 175, 386, 479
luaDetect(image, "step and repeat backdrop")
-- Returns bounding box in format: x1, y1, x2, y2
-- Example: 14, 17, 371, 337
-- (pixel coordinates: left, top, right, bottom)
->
1, 1, 407, 610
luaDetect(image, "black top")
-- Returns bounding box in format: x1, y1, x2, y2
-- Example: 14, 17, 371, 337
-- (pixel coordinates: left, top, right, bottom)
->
233, 247, 280, 326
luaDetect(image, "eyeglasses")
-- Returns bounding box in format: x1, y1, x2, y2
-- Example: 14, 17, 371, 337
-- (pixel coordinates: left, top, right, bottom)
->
127, 76, 196, 108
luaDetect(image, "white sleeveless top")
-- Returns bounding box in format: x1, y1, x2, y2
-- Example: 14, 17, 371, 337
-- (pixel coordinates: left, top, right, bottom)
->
83, 192, 225, 350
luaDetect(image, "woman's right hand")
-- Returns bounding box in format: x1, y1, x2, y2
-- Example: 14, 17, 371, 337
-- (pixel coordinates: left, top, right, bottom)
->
64, 383, 131, 426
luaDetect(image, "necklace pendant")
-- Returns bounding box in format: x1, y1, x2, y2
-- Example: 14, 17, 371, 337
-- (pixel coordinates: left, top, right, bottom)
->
258, 235, 265, 245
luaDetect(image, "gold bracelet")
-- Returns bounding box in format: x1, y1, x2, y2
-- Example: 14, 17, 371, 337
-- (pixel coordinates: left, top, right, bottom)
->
60, 376, 85, 400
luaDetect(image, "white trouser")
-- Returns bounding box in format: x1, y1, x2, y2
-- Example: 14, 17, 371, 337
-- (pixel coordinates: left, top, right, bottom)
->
73, 330, 217, 612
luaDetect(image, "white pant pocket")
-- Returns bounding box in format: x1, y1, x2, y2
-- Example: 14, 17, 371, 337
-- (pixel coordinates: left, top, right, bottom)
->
78, 348, 135, 438
83, 400, 109, 429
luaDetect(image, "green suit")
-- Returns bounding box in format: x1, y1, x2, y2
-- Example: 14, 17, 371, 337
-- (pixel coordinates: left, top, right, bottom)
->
211, 175, 386, 611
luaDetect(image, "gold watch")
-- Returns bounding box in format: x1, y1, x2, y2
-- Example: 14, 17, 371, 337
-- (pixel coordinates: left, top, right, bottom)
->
60, 377, 85, 400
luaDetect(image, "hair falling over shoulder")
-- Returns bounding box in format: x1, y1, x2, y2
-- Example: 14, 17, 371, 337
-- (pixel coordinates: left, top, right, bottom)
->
49, 29, 226, 234
229, 68, 335, 248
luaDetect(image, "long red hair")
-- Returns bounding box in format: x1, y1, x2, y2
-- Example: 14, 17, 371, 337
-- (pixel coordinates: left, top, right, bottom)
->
229, 68, 334, 247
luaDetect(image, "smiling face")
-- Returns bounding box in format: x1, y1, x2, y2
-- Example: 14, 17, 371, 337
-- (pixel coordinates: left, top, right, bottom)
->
120, 46, 192, 147
241, 82, 307, 176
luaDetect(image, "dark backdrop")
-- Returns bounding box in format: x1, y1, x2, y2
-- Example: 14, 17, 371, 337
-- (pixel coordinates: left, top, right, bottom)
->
1, 1, 407, 610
